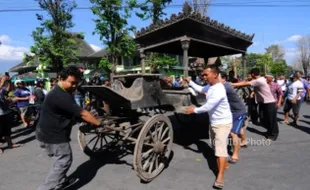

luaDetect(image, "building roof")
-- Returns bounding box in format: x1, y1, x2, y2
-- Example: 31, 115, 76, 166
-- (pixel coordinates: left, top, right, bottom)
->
9, 37, 96, 73
88, 48, 108, 58
134, 11, 254, 58
135, 12, 254, 41
76, 37, 96, 58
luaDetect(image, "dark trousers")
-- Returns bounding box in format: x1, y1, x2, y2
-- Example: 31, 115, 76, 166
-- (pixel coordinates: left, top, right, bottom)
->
248, 98, 259, 122
38, 142, 73, 190
259, 103, 279, 140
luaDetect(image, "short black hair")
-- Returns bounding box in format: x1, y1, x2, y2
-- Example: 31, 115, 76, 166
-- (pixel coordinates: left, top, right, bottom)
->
205, 65, 220, 74
59, 66, 82, 81
250, 68, 260, 76
220, 71, 228, 79
296, 71, 303, 75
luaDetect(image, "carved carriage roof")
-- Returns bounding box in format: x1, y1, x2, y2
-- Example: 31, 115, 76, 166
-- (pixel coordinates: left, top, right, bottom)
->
135, 12, 254, 42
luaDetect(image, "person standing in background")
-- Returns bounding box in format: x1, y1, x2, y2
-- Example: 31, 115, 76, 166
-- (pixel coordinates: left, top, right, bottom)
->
282, 73, 304, 126
13, 80, 31, 128
220, 72, 248, 163
296, 71, 310, 101
265, 74, 283, 109
0, 77, 21, 153
232, 68, 279, 141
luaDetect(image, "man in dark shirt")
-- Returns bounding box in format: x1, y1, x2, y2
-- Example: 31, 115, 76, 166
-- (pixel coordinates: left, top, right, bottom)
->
36, 66, 103, 190
0, 77, 21, 153
220, 72, 247, 164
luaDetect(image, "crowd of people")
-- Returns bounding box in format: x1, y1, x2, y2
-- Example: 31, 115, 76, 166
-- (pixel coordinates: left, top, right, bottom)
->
1, 66, 310, 189
184, 66, 310, 189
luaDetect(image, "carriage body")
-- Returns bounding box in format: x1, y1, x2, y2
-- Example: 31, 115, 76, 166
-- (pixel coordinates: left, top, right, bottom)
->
78, 74, 250, 182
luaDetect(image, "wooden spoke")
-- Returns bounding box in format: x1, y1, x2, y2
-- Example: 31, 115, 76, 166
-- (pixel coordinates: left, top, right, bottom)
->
78, 123, 120, 156
92, 136, 100, 151
162, 137, 171, 144
160, 127, 169, 141
143, 152, 153, 170
142, 148, 154, 159
148, 154, 156, 174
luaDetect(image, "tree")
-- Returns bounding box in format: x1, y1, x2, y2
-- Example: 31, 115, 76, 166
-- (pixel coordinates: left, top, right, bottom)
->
90, 0, 136, 79
297, 36, 310, 76
269, 59, 287, 76
136, 0, 178, 73
135, 0, 172, 24
221, 55, 242, 77
24, 0, 81, 75
146, 53, 178, 73
189, 0, 211, 16
265, 44, 285, 62
257, 53, 272, 75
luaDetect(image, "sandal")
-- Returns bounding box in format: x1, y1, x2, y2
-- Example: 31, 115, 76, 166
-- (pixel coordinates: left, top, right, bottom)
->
240, 143, 248, 148
228, 157, 239, 164
281, 121, 289, 124
213, 181, 224, 189
8, 144, 21, 149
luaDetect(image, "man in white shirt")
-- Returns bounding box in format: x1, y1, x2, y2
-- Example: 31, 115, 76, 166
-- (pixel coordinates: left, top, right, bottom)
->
283, 73, 304, 126
185, 65, 232, 189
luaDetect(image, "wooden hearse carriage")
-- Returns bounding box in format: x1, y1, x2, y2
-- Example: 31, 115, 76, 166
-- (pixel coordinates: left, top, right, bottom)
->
77, 10, 254, 182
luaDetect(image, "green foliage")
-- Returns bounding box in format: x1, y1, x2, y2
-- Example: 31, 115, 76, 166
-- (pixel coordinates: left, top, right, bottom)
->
98, 57, 112, 73
90, 0, 137, 75
135, 0, 172, 23
24, 0, 80, 74
270, 60, 287, 76
256, 53, 272, 74
146, 53, 178, 72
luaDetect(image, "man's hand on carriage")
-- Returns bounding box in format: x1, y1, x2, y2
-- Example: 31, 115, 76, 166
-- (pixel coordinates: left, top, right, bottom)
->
186, 106, 196, 114
184, 77, 191, 83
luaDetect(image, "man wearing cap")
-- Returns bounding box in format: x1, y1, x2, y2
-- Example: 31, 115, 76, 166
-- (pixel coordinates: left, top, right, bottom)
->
282, 73, 304, 126
265, 74, 282, 109
231, 68, 279, 141
13, 80, 31, 127
172, 76, 181, 87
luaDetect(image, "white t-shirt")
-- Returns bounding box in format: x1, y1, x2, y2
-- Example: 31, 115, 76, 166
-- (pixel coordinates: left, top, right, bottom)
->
189, 81, 232, 124
287, 80, 304, 100
277, 79, 287, 92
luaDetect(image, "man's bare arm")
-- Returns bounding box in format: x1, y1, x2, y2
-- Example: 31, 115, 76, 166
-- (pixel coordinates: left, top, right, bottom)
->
231, 81, 252, 88
80, 110, 101, 126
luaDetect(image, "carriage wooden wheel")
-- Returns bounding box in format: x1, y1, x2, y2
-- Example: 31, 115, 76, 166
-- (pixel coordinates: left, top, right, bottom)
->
133, 114, 174, 182
78, 123, 120, 156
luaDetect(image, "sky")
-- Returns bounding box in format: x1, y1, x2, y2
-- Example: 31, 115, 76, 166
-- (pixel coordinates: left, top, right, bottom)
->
0, 0, 309, 73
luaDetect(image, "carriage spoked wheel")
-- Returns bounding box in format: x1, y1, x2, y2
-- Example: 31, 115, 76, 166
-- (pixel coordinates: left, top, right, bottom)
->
134, 114, 173, 182
78, 124, 119, 157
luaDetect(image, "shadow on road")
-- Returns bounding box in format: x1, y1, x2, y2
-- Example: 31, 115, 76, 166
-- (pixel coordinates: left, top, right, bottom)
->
167, 113, 218, 176
67, 153, 131, 190
184, 141, 218, 176
293, 120, 310, 135
169, 113, 210, 147
302, 115, 310, 119
246, 126, 267, 138
11, 127, 35, 140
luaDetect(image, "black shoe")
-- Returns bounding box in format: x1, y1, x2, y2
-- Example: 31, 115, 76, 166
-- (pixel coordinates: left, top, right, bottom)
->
53, 177, 78, 190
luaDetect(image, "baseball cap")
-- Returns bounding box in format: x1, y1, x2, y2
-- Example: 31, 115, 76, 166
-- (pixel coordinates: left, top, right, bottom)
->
290, 73, 298, 78
265, 73, 274, 78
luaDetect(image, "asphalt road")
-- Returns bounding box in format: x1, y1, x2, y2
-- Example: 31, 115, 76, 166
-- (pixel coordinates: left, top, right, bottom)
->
1, 103, 310, 190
